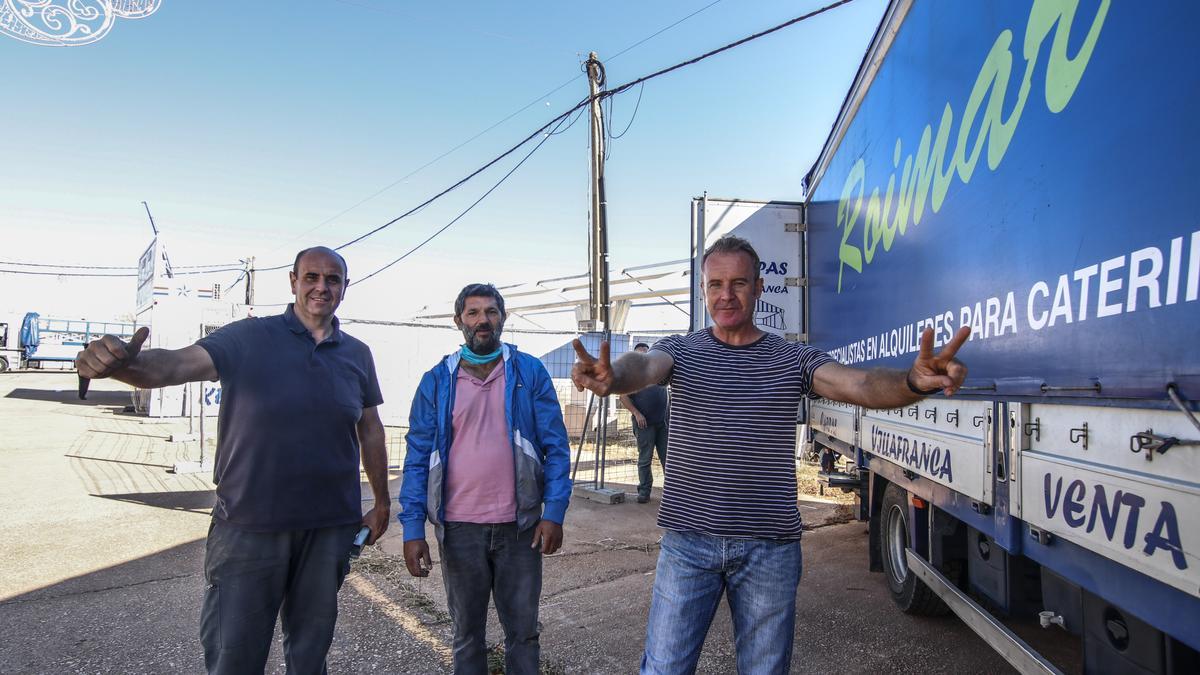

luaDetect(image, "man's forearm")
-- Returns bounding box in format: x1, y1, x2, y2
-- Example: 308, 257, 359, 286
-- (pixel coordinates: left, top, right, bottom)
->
361, 435, 390, 504
111, 349, 189, 389
856, 368, 924, 409
609, 353, 659, 396
618, 394, 642, 417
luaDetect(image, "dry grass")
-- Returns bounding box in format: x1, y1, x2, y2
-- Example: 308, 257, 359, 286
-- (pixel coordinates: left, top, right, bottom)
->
796, 461, 858, 504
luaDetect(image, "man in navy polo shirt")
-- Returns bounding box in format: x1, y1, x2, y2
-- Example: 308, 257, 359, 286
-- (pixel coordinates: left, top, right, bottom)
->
619, 342, 669, 503
76, 246, 390, 675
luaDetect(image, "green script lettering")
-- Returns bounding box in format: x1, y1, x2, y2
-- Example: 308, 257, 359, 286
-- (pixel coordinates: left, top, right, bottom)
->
836, 0, 1110, 292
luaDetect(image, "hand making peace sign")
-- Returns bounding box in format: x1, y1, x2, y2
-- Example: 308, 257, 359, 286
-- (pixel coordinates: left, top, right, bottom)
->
571, 338, 613, 396
907, 326, 971, 396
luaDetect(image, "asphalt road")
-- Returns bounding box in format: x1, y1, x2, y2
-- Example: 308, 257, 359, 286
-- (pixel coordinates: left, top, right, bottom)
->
1, 371, 1073, 673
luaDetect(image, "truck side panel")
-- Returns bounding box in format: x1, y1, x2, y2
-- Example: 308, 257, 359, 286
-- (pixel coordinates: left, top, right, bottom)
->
802, 0, 1200, 661
805, 0, 1200, 401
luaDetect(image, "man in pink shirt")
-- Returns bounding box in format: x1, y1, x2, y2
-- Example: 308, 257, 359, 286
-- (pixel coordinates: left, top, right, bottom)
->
400, 284, 573, 675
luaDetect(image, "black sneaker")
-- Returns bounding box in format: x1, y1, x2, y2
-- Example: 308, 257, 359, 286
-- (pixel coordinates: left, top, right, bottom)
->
637, 493, 650, 503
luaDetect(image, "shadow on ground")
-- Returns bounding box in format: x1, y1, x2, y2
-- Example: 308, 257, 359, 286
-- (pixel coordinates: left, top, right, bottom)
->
97, 489, 216, 513
4, 387, 130, 408
0, 538, 456, 674
1, 538, 208, 673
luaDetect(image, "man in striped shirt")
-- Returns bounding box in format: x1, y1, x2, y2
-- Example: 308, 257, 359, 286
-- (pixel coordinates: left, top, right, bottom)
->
571, 235, 969, 674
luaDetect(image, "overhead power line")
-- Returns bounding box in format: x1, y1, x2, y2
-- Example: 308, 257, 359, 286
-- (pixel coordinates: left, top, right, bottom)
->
255, 0, 854, 277
254, 97, 590, 273
0, 266, 244, 278
0, 269, 138, 277
260, 0, 728, 261
0, 259, 242, 270
349, 111, 577, 287
601, 0, 855, 100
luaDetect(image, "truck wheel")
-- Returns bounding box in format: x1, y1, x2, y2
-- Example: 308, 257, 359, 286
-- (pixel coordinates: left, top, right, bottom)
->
0, 356, 8, 373
878, 483, 948, 615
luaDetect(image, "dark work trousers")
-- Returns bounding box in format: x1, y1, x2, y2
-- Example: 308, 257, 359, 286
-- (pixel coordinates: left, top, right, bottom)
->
634, 420, 668, 497
439, 521, 543, 675
200, 519, 359, 675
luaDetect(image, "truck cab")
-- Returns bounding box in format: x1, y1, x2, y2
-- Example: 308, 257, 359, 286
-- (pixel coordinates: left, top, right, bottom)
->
0, 317, 23, 372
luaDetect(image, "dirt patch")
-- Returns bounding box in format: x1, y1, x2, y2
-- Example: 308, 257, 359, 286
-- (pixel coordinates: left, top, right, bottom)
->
353, 547, 572, 674
486, 643, 567, 675
796, 461, 857, 504
351, 548, 450, 625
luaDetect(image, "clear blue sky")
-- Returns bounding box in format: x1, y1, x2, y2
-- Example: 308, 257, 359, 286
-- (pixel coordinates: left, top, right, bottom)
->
1, 0, 886, 322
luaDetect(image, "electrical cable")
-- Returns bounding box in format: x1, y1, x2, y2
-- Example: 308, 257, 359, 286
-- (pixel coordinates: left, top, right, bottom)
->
609, 82, 645, 140
252, 99, 585, 274
225, 269, 248, 293
0, 260, 241, 270
0, 266, 244, 277
254, 0, 854, 273
550, 105, 588, 136
607, 0, 725, 62
258, 0, 727, 264
602, 0, 854, 101
0, 269, 138, 277
348, 113, 572, 287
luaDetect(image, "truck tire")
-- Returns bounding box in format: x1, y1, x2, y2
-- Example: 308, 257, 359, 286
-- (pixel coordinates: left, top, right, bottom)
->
878, 483, 948, 615
0, 356, 7, 373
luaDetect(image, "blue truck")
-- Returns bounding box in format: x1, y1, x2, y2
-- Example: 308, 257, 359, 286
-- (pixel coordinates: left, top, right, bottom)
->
694, 1, 1199, 672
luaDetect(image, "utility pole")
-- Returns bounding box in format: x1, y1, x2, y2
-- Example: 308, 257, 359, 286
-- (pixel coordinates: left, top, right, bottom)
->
586, 52, 610, 332
244, 256, 255, 306
580, 52, 622, 503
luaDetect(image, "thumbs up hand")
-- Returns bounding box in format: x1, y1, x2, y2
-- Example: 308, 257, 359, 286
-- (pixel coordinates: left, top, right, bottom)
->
76, 326, 150, 380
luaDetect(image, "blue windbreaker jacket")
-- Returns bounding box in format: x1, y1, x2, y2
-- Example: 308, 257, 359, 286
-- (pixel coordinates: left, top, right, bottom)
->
399, 343, 572, 542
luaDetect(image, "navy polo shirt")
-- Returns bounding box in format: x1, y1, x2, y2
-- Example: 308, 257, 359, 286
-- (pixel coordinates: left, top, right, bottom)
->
197, 304, 383, 531
628, 384, 669, 426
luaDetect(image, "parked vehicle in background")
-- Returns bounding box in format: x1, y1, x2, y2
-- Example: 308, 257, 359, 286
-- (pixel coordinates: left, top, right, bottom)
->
0, 318, 19, 372
0, 313, 134, 371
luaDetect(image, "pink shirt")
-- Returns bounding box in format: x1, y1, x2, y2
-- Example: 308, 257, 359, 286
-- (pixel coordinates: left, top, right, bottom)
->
444, 362, 517, 523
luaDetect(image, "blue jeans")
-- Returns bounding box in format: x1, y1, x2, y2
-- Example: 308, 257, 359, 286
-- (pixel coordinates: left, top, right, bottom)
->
641, 529, 803, 675
439, 521, 542, 675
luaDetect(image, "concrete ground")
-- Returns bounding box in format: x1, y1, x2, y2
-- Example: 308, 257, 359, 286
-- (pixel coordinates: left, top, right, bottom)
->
1, 371, 1073, 673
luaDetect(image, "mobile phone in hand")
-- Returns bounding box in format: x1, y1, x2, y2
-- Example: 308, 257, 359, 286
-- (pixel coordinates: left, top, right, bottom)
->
349, 526, 371, 559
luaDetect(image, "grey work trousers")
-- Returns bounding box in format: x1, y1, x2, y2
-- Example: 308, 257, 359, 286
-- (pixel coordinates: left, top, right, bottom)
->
440, 521, 543, 675
200, 519, 359, 675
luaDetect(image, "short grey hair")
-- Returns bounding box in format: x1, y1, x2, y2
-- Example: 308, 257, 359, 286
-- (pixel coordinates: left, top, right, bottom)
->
701, 235, 760, 281
454, 283, 506, 318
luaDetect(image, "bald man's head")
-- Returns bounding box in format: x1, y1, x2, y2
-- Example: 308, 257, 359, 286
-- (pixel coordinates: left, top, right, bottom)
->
293, 247, 348, 278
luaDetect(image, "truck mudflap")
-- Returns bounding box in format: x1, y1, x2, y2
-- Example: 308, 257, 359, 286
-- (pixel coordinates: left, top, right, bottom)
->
906, 549, 1064, 675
